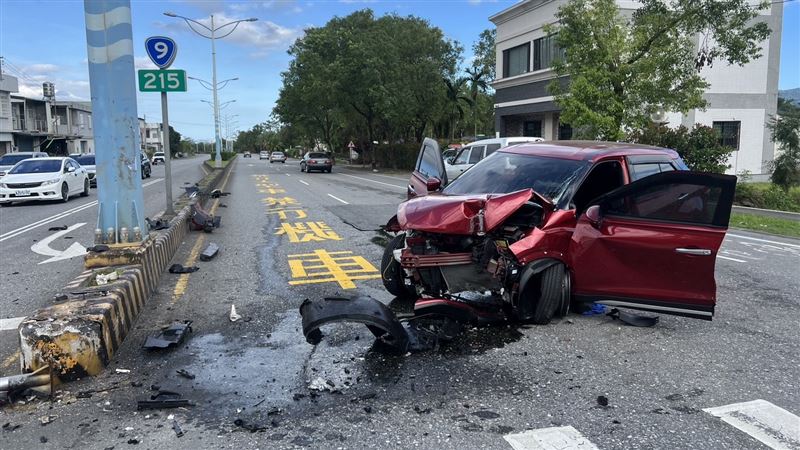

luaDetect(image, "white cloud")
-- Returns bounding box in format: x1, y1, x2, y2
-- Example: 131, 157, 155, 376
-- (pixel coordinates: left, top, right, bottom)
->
229, 1, 303, 13
156, 13, 302, 57
135, 57, 158, 70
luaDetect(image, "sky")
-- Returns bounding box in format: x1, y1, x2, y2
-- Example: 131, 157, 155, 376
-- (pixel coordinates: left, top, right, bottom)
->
0, 0, 798, 142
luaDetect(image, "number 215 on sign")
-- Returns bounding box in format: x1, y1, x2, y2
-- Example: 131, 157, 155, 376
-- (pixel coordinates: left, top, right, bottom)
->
137, 69, 187, 92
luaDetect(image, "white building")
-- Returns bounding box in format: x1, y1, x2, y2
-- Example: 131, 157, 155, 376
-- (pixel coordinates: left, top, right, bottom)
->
490, 0, 783, 178
139, 120, 164, 153
0, 73, 18, 155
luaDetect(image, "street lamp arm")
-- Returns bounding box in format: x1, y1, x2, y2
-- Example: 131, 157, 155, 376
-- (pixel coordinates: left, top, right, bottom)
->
214, 21, 245, 39
184, 20, 214, 38
189, 77, 215, 90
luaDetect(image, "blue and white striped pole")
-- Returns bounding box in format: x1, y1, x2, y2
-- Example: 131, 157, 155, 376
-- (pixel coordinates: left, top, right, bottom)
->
84, 0, 146, 244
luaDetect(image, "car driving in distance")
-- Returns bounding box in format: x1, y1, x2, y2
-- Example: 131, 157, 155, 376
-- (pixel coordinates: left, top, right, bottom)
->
243, 151, 252, 158
0, 157, 90, 205
140, 153, 152, 179
151, 152, 165, 165
73, 154, 97, 186
0, 152, 49, 177
270, 151, 287, 163
300, 152, 332, 173
259, 151, 269, 160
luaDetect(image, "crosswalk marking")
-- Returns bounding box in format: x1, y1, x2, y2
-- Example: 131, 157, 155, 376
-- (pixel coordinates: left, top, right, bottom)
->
504, 426, 599, 450
704, 399, 800, 450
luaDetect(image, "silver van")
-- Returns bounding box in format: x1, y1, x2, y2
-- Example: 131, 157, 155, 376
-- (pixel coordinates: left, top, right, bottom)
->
444, 137, 544, 181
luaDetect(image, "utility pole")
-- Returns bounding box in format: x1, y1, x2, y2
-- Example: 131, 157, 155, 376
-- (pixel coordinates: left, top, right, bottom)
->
160, 91, 175, 215
84, 0, 146, 244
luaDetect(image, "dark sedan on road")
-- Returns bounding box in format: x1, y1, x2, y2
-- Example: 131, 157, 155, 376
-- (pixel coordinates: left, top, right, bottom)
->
300, 152, 332, 173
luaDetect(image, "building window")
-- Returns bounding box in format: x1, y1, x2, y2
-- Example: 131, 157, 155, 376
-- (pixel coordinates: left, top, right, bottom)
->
523, 120, 542, 137
533, 34, 564, 71
503, 43, 530, 78
712, 121, 741, 149
558, 122, 573, 140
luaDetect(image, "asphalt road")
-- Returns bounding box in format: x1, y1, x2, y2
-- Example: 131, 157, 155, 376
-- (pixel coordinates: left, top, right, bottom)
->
1, 157, 798, 450
0, 155, 206, 371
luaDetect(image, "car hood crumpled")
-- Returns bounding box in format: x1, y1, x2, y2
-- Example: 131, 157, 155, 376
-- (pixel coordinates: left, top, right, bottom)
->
397, 189, 535, 235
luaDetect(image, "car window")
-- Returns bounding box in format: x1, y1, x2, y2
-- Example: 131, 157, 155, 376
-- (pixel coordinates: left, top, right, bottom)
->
453, 147, 470, 165
75, 155, 95, 165
629, 162, 676, 181
572, 161, 625, 212
469, 145, 485, 164
443, 152, 590, 202
0, 154, 33, 166
417, 145, 441, 179
9, 160, 62, 174
308, 153, 327, 158
485, 144, 502, 156
605, 181, 723, 226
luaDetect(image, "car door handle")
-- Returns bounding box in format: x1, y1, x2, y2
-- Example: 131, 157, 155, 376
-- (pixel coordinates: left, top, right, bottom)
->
675, 248, 712, 256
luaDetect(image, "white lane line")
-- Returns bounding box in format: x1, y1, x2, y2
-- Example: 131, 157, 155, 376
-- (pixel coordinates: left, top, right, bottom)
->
718, 255, 747, 263
340, 169, 408, 182
704, 399, 800, 450
327, 194, 349, 205
0, 178, 164, 243
503, 426, 599, 450
0, 316, 26, 332
727, 233, 800, 249
338, 173, 406, 191
299, 180, 310, 186
0, 201, 97, 242
0, 200, 96, 239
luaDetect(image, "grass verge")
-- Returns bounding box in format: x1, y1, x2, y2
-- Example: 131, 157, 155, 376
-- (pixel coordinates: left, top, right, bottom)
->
729, 212, 800, 239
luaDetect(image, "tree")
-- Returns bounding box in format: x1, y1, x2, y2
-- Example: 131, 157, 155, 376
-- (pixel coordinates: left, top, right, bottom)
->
767, 115, 800, 190
443, 77, 472, 141
629, 124, 734, 173
471, 28, 496, 82
168, 126, 181, 157
465, 67, 489, 137
547, 0, 771, 140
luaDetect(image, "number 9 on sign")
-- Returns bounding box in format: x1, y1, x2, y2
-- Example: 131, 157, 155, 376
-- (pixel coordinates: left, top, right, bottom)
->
144, 36, 177, 69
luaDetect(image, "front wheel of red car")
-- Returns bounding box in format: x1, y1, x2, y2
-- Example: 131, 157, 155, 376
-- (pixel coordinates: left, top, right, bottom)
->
519, 263, 568, 324
381, 233, 416, 298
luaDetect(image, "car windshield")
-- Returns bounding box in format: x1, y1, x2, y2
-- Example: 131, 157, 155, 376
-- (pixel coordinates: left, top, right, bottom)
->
75, 155, 95, 166
154, 153, 164, 157
0, 154, 35, 166
443, 152, 590, 202
308, 153, 327, 158
9, 159, 62, 174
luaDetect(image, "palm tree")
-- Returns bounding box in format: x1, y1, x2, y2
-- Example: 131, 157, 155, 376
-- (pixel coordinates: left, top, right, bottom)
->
444, 77, 473, 141
465, 67, 488, 137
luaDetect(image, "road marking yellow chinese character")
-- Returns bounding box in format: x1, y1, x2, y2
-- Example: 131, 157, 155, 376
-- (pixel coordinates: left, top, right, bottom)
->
287, 250, 380, 289
276, 222, 342, 243
268, 208, 308, 220
262, 197, 299, 207
258, 187, 286, 194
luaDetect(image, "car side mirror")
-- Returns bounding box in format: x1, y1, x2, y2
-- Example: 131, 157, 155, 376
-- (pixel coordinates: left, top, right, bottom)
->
585, 205, 602, 229
446, 156, 455, 165
67, 166, 76, 173
426, 177, 442, 192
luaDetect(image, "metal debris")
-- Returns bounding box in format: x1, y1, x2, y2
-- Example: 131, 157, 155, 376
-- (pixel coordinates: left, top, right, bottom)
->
199, 243, 219, 261
0, 366, 56, 404
137, 391, 193, 410
143, 321, 193, 350
606, 308, 659, 327
175, 369, 195, 380
229, 305, 242, 322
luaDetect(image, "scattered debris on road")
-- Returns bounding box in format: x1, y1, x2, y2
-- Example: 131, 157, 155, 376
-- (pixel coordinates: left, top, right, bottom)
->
86, 244, 109, 253
190, 203, 221, 232
137, 391, 193, 410
143, 321, 193, 349
145, 217, 170, 230
597, 395, 610, 407
95, 271, 119, 285
233, 418, 267, 433
229, 304, 242, 322
47, 225, 67, 231
172, 419, 184, 437
0, 366, 55, 404
175, 369, 196, 380
115, 368, 131, 374
168, 264, 199, 274
606, 308, 659, 327
210, 189, 231, 198
199, 243, 220, 261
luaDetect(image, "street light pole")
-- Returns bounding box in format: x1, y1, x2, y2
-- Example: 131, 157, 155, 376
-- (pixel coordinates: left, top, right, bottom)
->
163, 12, 256, 168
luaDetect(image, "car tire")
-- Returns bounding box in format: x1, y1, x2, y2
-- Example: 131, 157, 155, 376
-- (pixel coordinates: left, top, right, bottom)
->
81, 179, 90, 197
61, 183, 70, 203
327, 168, 332, 173
301, 164, 305, 172
520, 263, 567, 325
381, 233, 417, 298
147, 167, 151, 178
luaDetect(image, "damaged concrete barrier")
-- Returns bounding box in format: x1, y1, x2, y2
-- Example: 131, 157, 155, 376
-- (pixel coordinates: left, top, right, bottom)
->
17, 159, 235, 380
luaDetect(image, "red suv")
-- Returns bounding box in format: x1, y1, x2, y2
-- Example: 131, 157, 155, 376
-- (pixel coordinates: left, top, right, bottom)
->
381, 138, 736, 325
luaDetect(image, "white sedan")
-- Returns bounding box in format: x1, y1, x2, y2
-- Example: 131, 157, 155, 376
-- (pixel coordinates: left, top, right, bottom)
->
0, 157, 90, 206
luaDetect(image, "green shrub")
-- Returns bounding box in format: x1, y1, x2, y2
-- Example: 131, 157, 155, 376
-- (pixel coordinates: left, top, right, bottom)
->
734, 182, 800, 212
629, 124, 734, 173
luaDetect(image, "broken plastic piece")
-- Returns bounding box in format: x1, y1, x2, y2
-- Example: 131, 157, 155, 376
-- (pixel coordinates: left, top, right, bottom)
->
86, 244, 109, 253
229, 304, 242, 322
606, 308, 659, 327
172, 420, 184, 437
48, 225, 68, 231
199, 243, 219, 261
169, 264, 199, 274
145, 217, 170, 230
143, 321, 193, 349
0, 366, 56, 404
210, 189, 231, 198
137, 391, 193, 410
176, 369, 195, 380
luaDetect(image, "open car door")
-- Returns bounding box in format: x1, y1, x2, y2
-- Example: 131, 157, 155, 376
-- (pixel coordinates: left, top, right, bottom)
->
569, 171, 737, 320
408, 138, 447, 199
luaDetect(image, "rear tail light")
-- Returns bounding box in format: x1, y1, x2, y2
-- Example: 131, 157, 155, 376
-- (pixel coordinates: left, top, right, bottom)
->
324, 160, 330, 164
309, 160, 317, 164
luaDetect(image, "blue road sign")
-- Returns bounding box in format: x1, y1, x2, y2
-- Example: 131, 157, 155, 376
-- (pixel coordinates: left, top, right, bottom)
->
144, 36, 177, 69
